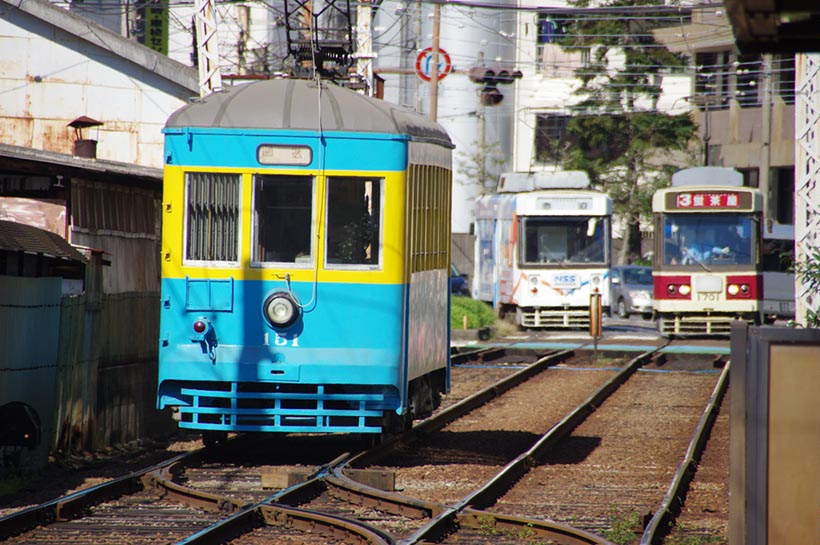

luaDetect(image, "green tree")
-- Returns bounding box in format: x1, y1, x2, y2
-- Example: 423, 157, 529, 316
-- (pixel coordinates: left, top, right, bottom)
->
557, 1, 698, 263
794, 245, 820, 327
457, 138, 508, 196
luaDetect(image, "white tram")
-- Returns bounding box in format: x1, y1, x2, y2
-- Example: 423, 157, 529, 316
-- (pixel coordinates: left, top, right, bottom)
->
473, 171, 612, 328
652, 167, 795, 336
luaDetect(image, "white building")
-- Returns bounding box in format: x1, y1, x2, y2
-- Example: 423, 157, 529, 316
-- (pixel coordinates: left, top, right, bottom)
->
373, 0, 518, 234
1, 0, 197, 167
512, 2, 691, 174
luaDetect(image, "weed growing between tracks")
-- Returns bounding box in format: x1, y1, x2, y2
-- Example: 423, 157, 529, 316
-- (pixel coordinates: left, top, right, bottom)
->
664, 524, 727, 545
475, 515, 557, 544
602, 507, 642, 544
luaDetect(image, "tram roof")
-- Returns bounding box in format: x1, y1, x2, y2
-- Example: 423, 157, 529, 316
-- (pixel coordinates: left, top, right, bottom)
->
165, 78, 454, 149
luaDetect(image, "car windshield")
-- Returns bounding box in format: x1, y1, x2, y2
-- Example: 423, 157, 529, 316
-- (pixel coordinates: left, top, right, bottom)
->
622, 268, 652, 285
661, 214, 754, 266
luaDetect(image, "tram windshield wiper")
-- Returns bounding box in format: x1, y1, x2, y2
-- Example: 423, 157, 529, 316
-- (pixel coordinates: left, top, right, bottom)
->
684, 250, 712, 273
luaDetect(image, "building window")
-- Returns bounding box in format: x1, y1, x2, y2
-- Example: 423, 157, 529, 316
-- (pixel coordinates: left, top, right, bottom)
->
534, 113, 571, 164
775, 54, 795, 105
694, 51, 730, 110
735, 54, 761, 107
772, 167, 794, 225
535, 14, 565, 71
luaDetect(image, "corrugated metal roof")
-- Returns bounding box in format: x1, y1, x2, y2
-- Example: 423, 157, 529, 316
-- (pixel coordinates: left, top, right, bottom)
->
165, 79, 454, 148
0, 220, 87, 262
0, 143, 162, 188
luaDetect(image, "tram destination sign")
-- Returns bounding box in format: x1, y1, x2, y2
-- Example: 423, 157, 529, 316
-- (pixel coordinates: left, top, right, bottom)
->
666, 190, 753, 211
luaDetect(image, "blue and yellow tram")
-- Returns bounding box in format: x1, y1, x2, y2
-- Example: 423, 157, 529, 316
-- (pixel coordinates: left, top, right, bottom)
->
157, 79, 454, 444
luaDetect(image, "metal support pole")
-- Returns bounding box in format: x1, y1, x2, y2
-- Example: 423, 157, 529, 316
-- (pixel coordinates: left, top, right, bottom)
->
590, 292, 602, 357
429, 3, 440, 121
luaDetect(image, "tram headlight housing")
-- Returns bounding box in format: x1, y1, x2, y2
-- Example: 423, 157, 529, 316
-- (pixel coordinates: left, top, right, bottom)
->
528, 275, 539, 293
678, 284, 691, 296
727, 282, 751, 298
263, 292, 300, 329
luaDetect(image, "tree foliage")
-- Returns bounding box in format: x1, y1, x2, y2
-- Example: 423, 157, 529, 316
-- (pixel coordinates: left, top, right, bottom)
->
457, 138, 508, 196
793, 245, 820, 327
556, 0, 698, 263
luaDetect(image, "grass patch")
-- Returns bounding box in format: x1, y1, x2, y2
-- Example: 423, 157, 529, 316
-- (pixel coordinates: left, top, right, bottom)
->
602, 508, 643, 545
451, 296, 496, 330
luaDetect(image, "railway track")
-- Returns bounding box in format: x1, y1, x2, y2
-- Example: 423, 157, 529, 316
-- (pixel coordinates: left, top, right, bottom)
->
0, 343, 730, 545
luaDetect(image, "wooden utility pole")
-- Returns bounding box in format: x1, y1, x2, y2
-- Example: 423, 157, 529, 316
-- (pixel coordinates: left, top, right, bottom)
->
429, 3, 441, 121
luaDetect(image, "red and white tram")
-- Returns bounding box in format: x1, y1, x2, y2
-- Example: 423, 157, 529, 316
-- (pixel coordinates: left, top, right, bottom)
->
652, 167, 794, 336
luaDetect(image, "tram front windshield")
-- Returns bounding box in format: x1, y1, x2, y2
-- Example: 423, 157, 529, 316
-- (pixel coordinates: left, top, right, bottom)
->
661, 214, 754, 266
522, 216, 609, 265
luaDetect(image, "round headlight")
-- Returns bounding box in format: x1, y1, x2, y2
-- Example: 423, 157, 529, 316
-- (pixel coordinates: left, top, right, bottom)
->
263, 292, 299, 329
528, 275, 540, 288
591, 274, 602, 286
679, 284, 691, 296
728, 284, 740, 296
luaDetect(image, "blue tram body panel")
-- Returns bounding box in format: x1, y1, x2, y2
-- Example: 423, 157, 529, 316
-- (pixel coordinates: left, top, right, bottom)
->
164, 129, 410, 172
158, 79, 453, 437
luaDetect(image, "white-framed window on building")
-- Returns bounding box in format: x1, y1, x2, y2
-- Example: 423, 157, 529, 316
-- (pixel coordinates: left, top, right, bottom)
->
534, 113, 571, 165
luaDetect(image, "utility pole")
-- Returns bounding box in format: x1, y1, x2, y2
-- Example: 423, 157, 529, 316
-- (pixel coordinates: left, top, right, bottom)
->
356, 0, 374, 95
194, 0, 223, 97
476, 52, 486, 191
759, 54, 773, 223
428, 3, 440, 121
237, 5, 249, 75
414, 0, 422, 113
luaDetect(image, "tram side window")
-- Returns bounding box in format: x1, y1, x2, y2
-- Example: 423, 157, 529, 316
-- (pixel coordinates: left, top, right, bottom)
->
185, 172, 241, 262
762, 238, 794, 272
253, 175, 313, 264
326, 177, 382, 266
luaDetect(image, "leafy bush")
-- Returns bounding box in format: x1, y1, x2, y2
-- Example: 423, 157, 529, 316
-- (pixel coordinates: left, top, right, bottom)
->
451, 296, 496, 330
792, 245, 820, 327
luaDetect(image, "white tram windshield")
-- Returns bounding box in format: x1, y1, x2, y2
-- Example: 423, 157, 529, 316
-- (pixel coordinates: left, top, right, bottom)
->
522, 216, 609, 265
661, 214, 754, 266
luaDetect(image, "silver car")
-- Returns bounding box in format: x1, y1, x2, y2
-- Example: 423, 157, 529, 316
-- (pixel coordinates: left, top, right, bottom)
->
610, 265, 654, 319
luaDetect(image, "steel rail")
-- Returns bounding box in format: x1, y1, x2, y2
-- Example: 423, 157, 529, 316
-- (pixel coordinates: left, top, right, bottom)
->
349, 346, 578, 469
276, 347, 578, 526
142, 462, 251, 515
397, 345, 668, 545
324, 471, 445, 519
458, 508, 613, 545
0, 450, 196, 540
175, 453, 395, 544
639, 359, 731, 545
